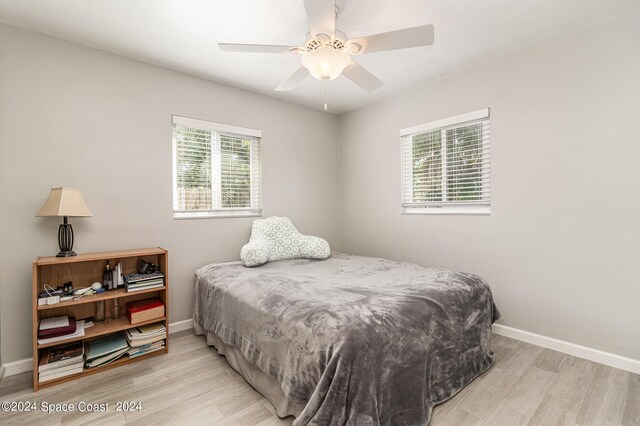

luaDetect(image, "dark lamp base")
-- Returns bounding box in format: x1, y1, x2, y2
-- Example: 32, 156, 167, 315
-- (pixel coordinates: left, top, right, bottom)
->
57, 217, 76, 257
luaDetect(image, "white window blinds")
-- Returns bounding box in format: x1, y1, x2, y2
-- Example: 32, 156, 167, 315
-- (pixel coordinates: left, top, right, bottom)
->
400, 108, 490, 214
172, 116, 262, 218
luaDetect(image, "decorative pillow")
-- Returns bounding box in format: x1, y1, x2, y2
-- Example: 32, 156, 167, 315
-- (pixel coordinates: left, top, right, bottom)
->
241, 216, 331, 267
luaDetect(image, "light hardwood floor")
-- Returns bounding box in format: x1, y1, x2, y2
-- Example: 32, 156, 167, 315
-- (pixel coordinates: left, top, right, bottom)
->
0, 331, 638, 425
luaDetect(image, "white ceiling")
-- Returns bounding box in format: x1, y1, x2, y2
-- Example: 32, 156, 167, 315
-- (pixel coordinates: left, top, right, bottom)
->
0, 0, 637, 114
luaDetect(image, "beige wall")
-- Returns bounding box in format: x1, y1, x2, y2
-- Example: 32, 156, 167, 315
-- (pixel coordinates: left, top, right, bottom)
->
339, 12, 640, 360
0, 24, 340, 363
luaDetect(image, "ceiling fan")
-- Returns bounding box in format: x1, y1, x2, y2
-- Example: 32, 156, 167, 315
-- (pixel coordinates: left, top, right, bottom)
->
219, 0, 434, 97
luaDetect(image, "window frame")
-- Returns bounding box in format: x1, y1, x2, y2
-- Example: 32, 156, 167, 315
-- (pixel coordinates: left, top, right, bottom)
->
400, 108, 491, 216
172, 115, 262, 220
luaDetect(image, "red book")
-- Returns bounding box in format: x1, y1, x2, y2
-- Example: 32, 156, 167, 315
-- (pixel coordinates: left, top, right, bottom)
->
38, 317, 77, 338
126, 298, 165, 325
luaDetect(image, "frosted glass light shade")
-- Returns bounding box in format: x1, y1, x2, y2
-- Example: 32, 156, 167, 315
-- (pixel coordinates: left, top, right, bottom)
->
301, 47, 351, 81
36, 187, 93, 217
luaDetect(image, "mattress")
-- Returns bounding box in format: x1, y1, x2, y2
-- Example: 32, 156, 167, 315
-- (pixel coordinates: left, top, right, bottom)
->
193, 253, 500, 425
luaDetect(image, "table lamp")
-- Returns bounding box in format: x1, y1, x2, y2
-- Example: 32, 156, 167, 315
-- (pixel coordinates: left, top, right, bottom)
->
36, 187, 93, 257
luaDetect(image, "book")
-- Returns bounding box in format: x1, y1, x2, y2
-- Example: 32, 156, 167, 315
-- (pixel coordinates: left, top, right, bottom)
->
38, 341, 84, 372
85, 332, 129, 361
38, 320, 85, 345
39, 361, 84, 378
127, 278, 164, 287
124, 271, 165, 284
126, 334, 165, 348
126, 298, 165, 324
129, 347, 164, 359
39, 316, 69, 330
38, 364, 84, 383
128, 341, 165, 358
38, 317, 77, 338
126, 283, 165, 293
126, 279, 164, 290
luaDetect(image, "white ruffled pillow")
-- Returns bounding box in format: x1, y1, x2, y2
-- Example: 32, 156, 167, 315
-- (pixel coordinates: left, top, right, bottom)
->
241, 216, 331, 267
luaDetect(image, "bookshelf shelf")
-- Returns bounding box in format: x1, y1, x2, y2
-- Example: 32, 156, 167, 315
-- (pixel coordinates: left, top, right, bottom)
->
37, 315, 167, 349
38, 287, 167, 311
32, 247, 169, 391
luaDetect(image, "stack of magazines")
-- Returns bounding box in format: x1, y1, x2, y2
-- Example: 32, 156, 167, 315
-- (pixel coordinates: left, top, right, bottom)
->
124, 271, 165, 293
84, 333, 129, 368
125, 322, 166, 358
38, 341, 84, 383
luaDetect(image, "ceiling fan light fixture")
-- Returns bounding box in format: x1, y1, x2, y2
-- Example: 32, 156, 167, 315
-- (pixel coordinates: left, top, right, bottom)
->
301, 46, 351, 81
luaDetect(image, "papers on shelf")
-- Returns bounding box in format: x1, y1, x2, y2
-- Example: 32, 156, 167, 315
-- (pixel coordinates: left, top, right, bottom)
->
37, 320, 85, 344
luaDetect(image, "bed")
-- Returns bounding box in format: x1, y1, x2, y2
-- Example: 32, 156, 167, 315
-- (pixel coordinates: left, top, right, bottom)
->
193, 253, 500, 425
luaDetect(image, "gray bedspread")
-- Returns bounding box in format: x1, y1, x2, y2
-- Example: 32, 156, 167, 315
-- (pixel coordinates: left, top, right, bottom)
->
193, 253, 500, 425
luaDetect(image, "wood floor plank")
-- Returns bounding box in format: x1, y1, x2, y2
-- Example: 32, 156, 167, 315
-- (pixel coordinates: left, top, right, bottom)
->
497, 341, 545, 376
575, 365, 630, 426
214, 400, 275, 426
528, 400, 578, 426
431, 406, 484, 425
456, 367, 521, 419
533, 349, 571, 374
482, 406, 530, 426
535, 355, 598, 417
482, 366, 555, 425
621, 373, 640, 426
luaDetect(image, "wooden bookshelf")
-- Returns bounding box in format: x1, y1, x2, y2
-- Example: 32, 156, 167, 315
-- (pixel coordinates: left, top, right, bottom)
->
32, 247, 169, 391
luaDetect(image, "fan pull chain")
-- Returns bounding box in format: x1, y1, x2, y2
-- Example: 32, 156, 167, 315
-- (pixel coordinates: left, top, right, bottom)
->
323, 81, 328, 111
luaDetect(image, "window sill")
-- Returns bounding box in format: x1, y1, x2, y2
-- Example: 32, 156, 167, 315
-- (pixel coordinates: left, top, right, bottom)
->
173, 211, 262, 220
402, 206, 490, 216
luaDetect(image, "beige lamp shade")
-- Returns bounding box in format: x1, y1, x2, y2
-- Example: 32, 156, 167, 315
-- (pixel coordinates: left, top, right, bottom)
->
36, 187, 93, 217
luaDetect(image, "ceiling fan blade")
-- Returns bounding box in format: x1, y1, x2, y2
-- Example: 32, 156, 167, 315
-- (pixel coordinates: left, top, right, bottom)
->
342, 61, 384, 92
350, 24, 434, 54
275, 67, 310, 91
219, 43, 296, 54
303, 0, 336, 36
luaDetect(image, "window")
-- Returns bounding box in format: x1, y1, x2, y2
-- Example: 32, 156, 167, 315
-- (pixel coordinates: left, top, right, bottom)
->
172, 116, 262, 219
401, 108, 490, 215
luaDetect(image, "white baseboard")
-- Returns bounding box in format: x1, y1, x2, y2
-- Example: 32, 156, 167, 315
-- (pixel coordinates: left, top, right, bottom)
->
0, 364, 5, 383
168, 318, 194, 334
2, 318, 195, 377
3, 358, 32, 377
492, 324, 640, 375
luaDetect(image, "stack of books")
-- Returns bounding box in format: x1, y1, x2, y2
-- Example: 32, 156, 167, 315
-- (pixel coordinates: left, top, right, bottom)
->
38, 341, 84, 383
84, 333, 129, 369
38, 316, 85, 345
124, 271, 165, 293
125, 322, 166, 358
